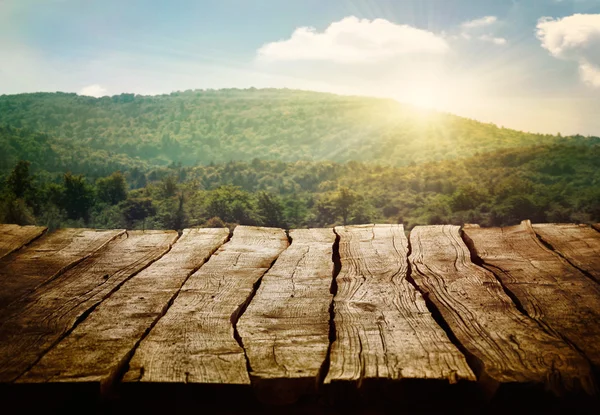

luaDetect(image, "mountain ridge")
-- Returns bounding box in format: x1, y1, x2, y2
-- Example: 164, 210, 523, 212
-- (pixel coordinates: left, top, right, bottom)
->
1, 88, 593, 173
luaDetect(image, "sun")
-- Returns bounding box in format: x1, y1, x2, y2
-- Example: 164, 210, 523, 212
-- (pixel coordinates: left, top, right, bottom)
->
393, 76, 482, 116
408, 88, 438, 109
394, 86, 441, 110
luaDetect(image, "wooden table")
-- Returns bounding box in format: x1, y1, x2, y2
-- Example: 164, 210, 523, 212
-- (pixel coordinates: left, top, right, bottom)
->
0, 221, 598, 413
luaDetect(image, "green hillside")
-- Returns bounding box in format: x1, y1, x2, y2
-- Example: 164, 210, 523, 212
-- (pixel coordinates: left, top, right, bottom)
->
0, 88, 598, 230
0, 89, 582, 171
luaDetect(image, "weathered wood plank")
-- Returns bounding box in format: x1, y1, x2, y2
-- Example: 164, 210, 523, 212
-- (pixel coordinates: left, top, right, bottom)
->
0, 224, 46, 260
0, 230, 177, 383
463, 220, 600, 370
123, 226, 288, 386
0, 228, 124, 310
18, 228, 229, 389
409, 225, 594, 396
325, 224, 475, 388
237, 228, 335, 404
593, 224, 600, 233
532, 224, 600, 284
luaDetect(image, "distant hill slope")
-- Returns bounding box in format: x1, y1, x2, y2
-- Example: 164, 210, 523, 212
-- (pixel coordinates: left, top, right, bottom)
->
0, 89, 591, 171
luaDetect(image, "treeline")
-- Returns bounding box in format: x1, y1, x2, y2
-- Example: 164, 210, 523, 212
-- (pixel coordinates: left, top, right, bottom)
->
1, 89, 589, 171
1, 143, 598, 230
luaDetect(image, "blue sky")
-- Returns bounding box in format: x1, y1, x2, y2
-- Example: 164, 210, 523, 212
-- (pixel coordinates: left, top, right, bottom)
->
1, 0, 600, 135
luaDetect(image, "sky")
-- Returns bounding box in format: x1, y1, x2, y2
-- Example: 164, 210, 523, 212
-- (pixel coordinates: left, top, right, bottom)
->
1, 0, 600, 135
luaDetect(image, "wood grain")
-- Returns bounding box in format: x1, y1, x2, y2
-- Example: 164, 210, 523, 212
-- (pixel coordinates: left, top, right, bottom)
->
324, 224, 475, 387
0, 230, 177, 383
123, 226, 288, 386
0, 228, 124, 310
0, 224, 46, 260
409, 225, 594, 396
463, 220, 600, 371
237, 228, 335, 404
532, 223, 600, 284
19, 228, 228, 389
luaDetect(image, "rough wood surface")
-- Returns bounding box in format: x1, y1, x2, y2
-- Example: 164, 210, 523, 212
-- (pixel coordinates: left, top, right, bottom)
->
123, 226, 288, 386
463, 220, 600, 371
19, 228, 228, 388
237, 228, 335, 404
0, 228, 124, 310
533, 223, 600, 284
325, 224, 475, 387
0, 230, 177, 383
409, 225, 594, 395
0, 224, 46, 260
593, 224, 600, 233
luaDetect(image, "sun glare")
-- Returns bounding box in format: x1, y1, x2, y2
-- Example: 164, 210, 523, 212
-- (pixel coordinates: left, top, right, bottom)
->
406, 88, 438, 109
394, 82, 449, 112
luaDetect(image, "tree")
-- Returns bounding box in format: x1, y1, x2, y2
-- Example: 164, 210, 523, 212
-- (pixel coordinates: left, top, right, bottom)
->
62, 173, 94, 222
0, 198, 35, 225
283, 195, 308, 228
332, 187, 359, 225
205, 185, 256, 224
157, 193, 187, 230
449, 185, 488, 212
122, 198, 156, 229
314, 194, 337, 227
349, 200, 375, 225
96, 171, 127, 205
6, 160, 33, 199
162, 175, 178, 198
257, 192, 285, 228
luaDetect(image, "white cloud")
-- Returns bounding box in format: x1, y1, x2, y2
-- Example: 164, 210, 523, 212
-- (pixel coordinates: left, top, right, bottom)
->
457, 16, 506, 45
461, 16, 498, 29
257, 16, 449, 63
478, 34, 507, 45
580, 61, 600, 87
537, 14, 600, 60
79, 84, 108, 97
537, 14, 600, 87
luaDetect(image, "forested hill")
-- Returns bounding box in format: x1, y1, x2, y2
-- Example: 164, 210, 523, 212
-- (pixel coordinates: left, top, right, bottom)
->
0, 89, 589, 172
0, 143, 598, 231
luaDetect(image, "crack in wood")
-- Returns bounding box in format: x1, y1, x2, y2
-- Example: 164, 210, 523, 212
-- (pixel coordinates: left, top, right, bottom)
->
231, 254, 281, 375
318, 230, 341, 388
0, 225, 47, 260
532, 225, 600, 286
404, 232, 483, 382
103, 230, 232, 395
461, 229, 532, 320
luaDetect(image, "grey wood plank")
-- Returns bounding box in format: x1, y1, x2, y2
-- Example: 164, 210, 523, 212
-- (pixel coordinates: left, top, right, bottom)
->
19, 228, 229, 390
325, 224, 475, 388
410, 225, 594, 396
463, 220, 600, 371
123, 226, 288, 386
0, 228, 124, 310
237, 228, 335, 404
533, 223, 600, 284
0, 224, 46, 260
0, 230, 177, 383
